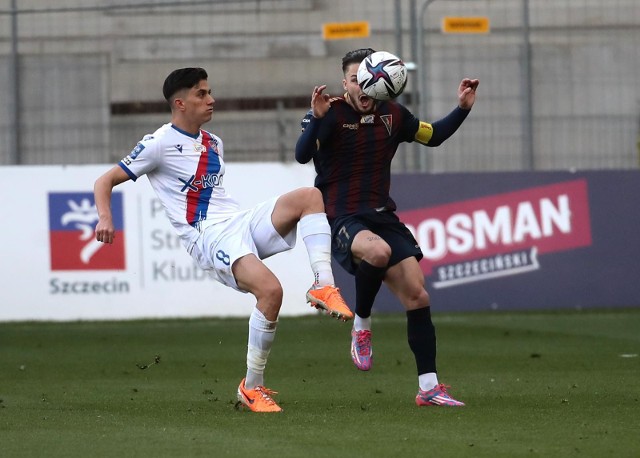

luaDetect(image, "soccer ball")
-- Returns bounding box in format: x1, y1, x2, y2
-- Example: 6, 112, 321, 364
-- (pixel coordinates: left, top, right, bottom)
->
357, 51, 408, 101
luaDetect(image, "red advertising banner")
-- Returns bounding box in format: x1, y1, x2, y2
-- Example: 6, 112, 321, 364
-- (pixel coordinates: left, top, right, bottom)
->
398, 179, 592, 288
331, 171, 640, 312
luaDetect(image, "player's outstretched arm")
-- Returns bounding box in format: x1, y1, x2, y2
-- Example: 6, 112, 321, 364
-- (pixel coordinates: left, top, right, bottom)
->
94, 166, 130, 244
415, 78, 479, 147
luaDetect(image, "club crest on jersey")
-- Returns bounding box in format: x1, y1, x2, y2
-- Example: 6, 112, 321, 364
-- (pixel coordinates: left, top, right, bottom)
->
380, 115, 393, 136
194, 143, 206, 153
208, 140, 220, 155
360, 114, 375, 124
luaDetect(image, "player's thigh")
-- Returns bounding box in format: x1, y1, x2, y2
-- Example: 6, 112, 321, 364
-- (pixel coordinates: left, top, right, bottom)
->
384, 257, 430, 310
249, 198, 296, 259
232, 253, 282, 300
192, 215, 257, 291
270, 187, 323, 235
331, 215, 368, 274
351, 230, 392, 266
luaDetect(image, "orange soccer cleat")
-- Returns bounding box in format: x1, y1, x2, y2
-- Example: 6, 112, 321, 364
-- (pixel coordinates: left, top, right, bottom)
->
306, 285, 354, 321
236, 378, 283, 413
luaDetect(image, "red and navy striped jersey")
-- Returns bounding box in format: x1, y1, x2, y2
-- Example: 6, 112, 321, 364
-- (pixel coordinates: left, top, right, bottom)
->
297, 97, 419, 220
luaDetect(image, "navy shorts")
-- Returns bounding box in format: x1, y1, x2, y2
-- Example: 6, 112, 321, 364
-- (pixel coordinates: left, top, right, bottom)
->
330, 210, 423, 275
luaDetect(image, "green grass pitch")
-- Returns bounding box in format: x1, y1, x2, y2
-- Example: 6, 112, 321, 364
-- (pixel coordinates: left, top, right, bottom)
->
1, 308, 639, 457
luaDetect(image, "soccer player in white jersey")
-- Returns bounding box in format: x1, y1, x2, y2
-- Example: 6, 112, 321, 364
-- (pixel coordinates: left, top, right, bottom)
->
94, 67, 353, 413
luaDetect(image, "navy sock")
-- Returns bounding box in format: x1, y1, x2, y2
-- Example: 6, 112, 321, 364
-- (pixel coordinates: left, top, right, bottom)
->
407, 307, 437, 375
354, 261, 386, 318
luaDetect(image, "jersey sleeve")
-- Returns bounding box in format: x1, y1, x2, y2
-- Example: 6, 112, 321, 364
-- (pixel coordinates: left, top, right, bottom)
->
423, 106, 470, 146
118, 135, 162, 181
397, 104, 421, 143
296, 107, 336, 164
296, 111, 321, 164
300, 109, 314, 132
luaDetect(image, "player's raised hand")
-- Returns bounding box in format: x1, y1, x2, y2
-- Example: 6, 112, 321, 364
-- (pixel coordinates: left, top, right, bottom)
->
311, 85, 331, 119
458, 78, 479, 109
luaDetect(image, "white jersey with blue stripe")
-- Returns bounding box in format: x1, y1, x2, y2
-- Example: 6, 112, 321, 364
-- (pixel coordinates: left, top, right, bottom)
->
119, 123, 240, 251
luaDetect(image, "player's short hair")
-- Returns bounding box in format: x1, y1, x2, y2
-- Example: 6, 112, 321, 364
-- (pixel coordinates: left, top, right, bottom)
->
162, 67, 208, 101
342, 48, 376, 73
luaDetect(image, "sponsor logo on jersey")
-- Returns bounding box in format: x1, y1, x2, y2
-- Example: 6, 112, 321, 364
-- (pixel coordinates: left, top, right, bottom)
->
174, 144, 183, 153
48, 192, 126, 271
179, 173, 222, 192
398, 179, 592, 288
342, 123, 359, 130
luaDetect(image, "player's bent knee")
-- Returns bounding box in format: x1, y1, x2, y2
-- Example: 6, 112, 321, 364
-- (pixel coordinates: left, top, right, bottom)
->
257, 286, 283, 321
420, 289, 430, 307
303, 187, 324, 207
356, 236, 391, 267
367, 243, 392, 266
251, 277, 283, 304
291, 187, 323, 214
404, 287, 430, 309
308, 186, 323, 200
264, 281, 284, 304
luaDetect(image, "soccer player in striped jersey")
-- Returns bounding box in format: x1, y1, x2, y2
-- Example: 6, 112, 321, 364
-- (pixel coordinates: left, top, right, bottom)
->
296, 49, 478, 407
94, 67, 353, 413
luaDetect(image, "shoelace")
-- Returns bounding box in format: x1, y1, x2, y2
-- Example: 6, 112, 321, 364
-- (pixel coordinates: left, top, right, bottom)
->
255, 386, 278, 405
436, 384, 451, 394
419, 384, 451, 397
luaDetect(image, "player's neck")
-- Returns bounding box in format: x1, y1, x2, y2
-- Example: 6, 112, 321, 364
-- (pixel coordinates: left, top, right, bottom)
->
171, 117, 201, 137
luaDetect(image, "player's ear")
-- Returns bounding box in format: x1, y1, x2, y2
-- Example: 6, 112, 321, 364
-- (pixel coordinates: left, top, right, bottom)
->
342, 78, 348, 91
173, 97, 186, 112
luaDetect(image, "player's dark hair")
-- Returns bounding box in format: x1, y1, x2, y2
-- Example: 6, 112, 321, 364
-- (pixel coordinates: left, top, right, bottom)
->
342, 48, 376, 73
162, 67, 208, 101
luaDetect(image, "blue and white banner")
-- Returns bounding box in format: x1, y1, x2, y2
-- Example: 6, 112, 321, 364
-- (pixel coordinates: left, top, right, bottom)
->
0, 163, 318, 321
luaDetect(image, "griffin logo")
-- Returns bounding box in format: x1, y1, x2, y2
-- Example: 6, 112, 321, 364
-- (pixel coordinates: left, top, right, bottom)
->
48, 192, 125, 270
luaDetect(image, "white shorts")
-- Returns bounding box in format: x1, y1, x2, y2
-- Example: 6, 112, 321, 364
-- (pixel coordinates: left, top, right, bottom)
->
189, 197, 297, 292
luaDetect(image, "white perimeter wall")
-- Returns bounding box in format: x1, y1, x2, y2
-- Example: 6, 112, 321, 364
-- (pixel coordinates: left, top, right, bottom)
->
0, 163, 318, 322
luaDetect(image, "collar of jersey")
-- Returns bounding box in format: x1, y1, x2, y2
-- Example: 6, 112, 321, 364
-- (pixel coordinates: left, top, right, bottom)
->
171, 124, 200, 139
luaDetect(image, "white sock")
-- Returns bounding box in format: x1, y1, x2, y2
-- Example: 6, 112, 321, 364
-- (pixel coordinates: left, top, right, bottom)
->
299, 213, 334, 287
419, 372, 439, 392
353, 314, 372, 332
245, 307, 277, 389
